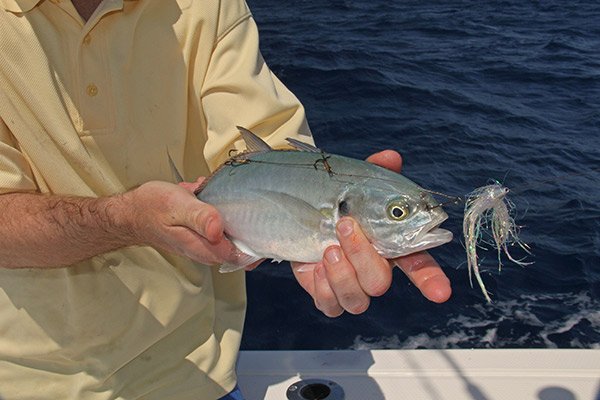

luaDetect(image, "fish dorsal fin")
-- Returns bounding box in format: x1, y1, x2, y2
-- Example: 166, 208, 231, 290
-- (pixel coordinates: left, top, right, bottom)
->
286, 137, 321, 153
237, 126, 273, 153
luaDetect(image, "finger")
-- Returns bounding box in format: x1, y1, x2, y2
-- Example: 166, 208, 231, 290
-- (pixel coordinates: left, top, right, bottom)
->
323, 245, 370, 315
336, 218, 392, 297
161, 184, 223, 244
313, 263, 344, 317
186, 235, 260, 269
394, 251, 452, 303
178, 177, 206, 194
366, 150, 402, 173
164, 225, 237, 266
177, 198, 224, 244
292, 262, 316, 293
292, 262, 343, 317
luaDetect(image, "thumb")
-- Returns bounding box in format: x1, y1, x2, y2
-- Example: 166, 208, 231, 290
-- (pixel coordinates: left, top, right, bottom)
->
178, 176, 206, 194
176, 194, 225, 244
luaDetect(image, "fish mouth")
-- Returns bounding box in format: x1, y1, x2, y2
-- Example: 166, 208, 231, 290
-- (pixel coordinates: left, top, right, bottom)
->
374, 210, 454, 259
404, 213, 453, 255
414, 225, 453, 251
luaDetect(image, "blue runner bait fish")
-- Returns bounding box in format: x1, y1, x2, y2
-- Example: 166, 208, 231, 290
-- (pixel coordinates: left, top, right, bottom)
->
196, 127, 453, 272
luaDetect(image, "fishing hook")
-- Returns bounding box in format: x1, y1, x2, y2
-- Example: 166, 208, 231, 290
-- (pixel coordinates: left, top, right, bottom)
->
313, 152, 335, 176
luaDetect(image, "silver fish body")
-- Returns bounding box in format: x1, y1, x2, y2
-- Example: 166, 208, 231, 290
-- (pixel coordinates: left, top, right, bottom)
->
196, 132, 452, 270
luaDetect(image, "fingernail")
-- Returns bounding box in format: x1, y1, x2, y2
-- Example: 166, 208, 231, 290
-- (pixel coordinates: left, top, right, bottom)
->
337, 219, 354, 238
325, 247, 341, 264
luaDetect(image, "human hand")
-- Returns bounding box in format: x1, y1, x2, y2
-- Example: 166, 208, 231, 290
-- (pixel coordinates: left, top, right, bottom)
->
291, 150, 452, 317
122, 179, 251, 267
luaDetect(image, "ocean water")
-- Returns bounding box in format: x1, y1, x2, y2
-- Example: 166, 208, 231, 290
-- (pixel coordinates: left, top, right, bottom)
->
241, 0, 600, 350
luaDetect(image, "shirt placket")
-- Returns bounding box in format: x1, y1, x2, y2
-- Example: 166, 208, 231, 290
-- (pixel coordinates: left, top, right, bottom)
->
77, 23, 113, 135
53, 0, 123, 135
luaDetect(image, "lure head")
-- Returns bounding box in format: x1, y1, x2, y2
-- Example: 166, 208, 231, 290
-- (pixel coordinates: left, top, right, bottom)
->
337, 177, 453, 259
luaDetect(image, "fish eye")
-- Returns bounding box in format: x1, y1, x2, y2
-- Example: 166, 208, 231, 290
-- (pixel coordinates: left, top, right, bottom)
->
386, 201, 409, 221
338, 200, 350, 216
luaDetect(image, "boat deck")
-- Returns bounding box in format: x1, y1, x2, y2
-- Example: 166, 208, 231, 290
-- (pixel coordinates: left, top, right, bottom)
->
238, 349, 600, 400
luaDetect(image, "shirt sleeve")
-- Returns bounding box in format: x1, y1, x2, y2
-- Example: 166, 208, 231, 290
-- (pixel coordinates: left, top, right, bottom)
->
200, 4, 313, 171
0, 117, 38, 194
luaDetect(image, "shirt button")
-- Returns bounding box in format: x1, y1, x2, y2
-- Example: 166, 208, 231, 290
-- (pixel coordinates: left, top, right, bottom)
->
86, 84, 98, 97
83, 35, 91, 45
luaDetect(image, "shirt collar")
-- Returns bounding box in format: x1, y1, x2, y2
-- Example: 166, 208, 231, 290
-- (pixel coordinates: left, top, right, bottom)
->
1, 0, 139, 13
1, 0, 42, 13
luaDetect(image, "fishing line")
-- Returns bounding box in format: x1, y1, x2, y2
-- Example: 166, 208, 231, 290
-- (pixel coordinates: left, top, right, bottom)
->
226, 153, 465, 206
223, 129, 598, 303
224, 153, 597, 302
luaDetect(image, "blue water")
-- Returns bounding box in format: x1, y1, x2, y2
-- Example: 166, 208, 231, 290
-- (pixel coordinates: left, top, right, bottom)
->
241, 0, 600, 350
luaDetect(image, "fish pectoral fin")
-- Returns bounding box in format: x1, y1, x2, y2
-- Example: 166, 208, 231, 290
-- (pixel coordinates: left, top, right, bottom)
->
254, 190, 328, 233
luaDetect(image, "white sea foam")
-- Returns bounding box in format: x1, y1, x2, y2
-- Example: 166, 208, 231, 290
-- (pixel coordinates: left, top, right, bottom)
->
350, 291, 600, 350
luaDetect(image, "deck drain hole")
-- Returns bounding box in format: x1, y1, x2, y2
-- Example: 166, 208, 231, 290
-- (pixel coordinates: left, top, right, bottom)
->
300, 383, 330, 399
287, 379, 344, 400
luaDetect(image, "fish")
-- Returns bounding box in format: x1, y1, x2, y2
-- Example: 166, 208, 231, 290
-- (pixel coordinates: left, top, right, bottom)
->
196, 127, 453, 272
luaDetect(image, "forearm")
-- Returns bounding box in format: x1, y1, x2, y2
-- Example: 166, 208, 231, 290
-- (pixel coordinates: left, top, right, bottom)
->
0, 192, 136, 268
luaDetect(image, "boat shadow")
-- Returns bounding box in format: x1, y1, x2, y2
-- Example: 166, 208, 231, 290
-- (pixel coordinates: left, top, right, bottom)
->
237, 349, 384, 400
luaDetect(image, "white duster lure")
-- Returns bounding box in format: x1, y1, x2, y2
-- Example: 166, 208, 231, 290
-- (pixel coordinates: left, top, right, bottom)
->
463, 184, 532, 302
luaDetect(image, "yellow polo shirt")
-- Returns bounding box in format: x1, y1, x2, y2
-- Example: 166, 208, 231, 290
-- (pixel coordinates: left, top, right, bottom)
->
0, 0, 311, 399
